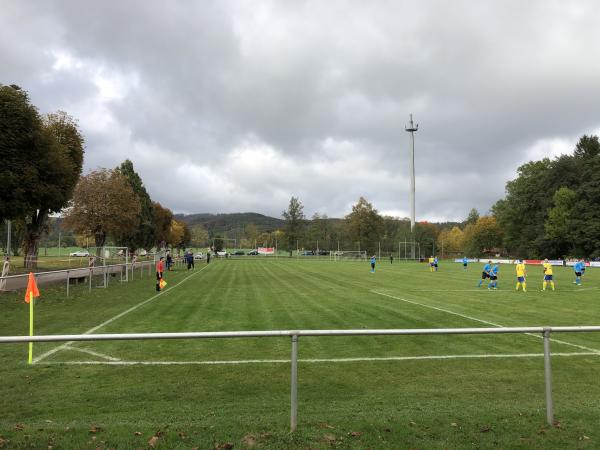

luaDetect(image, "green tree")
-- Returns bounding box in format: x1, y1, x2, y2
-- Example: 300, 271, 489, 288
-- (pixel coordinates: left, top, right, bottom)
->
345, 197, 384, 254
213, 235, 224, 252
64, 169, 141, 253
0, 85, 46, 222
22, 111, 85, 268
544, 187, 576, 256
464, 208, 480, 226
282, 197, 305, 255
117, 160, 155, 251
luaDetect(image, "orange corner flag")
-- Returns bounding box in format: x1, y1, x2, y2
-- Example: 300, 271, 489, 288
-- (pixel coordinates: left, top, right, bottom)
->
24, 272, 40, 303
159, 278, 167, 289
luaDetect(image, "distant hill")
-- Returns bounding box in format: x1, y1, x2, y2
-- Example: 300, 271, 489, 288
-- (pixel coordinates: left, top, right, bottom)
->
175, 212, 285, 236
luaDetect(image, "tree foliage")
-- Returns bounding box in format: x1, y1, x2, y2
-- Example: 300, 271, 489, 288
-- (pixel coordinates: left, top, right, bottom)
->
282, 197, 305, 253
0, 85, 85, 267
493, 135, 600, 258
117, 159, 155, 251
345, 197, 384, 254
463, 216, 503, 256
0, 85, 46, 222
64, 169, 140, 251
152, 202, 173, 248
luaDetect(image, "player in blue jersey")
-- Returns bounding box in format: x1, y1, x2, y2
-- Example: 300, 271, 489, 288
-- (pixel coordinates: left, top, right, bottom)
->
370, 255, 376, 273
488, 263, 499, 289
478, 260, 492, 287
434, 256, 439, 271
573, 260, 583, 286
462, 256, 468, 270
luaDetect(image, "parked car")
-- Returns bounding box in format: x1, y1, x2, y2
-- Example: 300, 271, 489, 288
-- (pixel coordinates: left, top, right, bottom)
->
138, 249, 148, 256
317, 250, 329, 256
247, 250, 259, 256
233, 251, 245, 256
216, 251, 228, 257
193, 252, 205, 260
301, 250, 315, 256
70, 250, 90, 257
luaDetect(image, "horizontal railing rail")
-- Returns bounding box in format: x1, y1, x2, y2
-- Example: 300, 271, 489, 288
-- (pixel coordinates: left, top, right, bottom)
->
2, 326, 600, 430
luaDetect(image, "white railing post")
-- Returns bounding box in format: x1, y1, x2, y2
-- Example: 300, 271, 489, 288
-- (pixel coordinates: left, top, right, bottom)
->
88, 268, 92, 292
291, 334, 299, 432
543, 328, 554, 426
66, 270, 70, 297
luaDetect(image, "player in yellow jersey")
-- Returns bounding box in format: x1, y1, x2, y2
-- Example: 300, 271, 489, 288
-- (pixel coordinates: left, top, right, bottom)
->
428, 256, 435, 272
515, 260, 527, 292
542, 258, 555, 291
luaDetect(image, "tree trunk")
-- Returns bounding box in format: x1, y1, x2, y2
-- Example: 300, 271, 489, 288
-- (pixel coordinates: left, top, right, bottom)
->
94, 231, 106, 256
23, 210, 48, 270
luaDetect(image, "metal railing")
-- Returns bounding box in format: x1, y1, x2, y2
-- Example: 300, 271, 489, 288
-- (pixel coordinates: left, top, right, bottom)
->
2, 326, 600, 430
0, 257, 192, 294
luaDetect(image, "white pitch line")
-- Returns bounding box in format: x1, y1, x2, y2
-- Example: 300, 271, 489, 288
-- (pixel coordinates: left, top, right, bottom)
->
64, 345, 121, 361
40, 352, 600, 366
372, 290, 600, 354
33, 265, 212, 364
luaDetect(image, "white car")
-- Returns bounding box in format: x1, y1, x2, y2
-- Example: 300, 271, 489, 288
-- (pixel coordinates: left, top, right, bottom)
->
193, 252, 205, 260
70, 250, 90, 257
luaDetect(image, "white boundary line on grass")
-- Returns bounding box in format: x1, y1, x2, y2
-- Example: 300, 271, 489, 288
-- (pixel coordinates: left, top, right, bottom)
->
33, 265, 212, 364
40, 351, 600, 366
63, 345, 121, 361
372, 290, 600, 354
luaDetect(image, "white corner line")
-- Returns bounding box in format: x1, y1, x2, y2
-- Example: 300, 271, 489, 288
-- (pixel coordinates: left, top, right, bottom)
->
33, 265, 212, 364
64, 345, 121, 362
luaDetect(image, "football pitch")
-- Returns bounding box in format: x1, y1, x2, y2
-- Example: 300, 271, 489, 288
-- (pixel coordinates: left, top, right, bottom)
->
1, 259, 600, 449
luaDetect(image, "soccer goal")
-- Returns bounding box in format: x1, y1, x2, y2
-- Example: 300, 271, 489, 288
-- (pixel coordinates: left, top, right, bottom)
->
331, 250, 368, 261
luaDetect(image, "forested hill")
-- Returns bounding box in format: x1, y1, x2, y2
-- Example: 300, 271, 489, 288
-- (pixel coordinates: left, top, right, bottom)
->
175, 212, 285, 235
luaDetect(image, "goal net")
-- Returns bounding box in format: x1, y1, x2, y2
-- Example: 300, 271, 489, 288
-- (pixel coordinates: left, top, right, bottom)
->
87, 246, 129, 266
331, 250, 368, 261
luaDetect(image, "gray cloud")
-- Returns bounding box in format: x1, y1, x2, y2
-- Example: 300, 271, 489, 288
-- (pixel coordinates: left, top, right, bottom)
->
3, 0, 600, 220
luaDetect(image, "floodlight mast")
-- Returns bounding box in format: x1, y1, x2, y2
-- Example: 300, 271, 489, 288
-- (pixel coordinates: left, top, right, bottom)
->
405, 114, 418, 259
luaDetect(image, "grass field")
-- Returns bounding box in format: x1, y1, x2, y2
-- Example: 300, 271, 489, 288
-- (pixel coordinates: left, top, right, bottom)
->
1, 258, 600, 449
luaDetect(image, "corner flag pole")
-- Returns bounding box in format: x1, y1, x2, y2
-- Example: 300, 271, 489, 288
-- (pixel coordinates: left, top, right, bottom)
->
28, 291, 33, 364
25, 272, 40, 364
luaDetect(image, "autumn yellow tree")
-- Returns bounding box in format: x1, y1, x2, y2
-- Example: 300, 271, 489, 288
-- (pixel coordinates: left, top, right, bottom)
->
63, 169, 141, 253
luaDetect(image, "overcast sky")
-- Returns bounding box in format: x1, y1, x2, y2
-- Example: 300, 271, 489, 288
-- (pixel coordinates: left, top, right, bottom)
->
3, 1, 600, 221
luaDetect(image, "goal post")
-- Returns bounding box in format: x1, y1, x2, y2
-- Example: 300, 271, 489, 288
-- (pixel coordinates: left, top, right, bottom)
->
331, 250, 367, 262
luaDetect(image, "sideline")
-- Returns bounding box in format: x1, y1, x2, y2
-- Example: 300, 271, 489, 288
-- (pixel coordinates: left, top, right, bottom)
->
33, 264, 213, 364
372, 290, 600, 354
41, 351, 600, 366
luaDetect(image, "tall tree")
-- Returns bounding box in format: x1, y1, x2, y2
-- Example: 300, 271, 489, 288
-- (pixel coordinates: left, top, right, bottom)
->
168, 219, 188, 250
22, 111, 85, 267
0, 85, 46, 222
463, 216, 503, 256
117, 160, 155, 251
307, 213, 332, 249
282, 197, 305, 255
544, 187, 576, 257
190, 224, 209, 247
464, 208, 480, 226
345, 197, 384, 254
152, 202, 173, 249
63, 169, 140, 253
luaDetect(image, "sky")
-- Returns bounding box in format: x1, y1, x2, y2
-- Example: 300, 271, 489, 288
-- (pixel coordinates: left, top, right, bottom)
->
3, 0, 600, 221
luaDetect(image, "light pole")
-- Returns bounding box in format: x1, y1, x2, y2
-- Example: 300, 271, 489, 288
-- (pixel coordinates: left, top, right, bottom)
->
405, 114, 418, 259
6, 220, 11, 257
